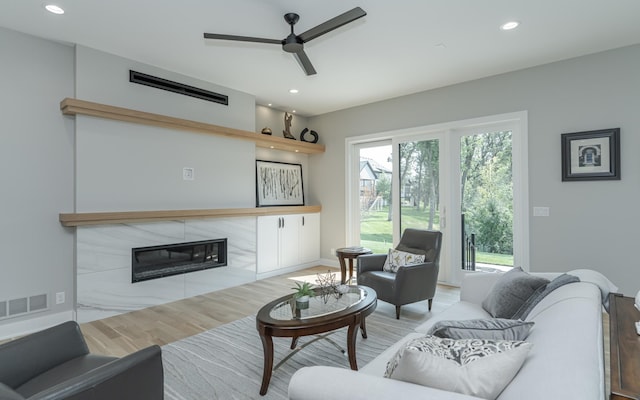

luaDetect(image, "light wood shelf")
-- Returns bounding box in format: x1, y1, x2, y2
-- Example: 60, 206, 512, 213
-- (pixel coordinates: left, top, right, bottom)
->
60, 98, 325, 154
59, 205, 321, 227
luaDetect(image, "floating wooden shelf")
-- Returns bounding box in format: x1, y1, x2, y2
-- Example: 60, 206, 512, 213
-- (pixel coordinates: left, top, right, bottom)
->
59, 205, 322, 227
60, 98, 325, 155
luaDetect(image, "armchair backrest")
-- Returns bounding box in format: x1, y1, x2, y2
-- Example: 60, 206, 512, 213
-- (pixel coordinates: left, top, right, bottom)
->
0, 321, 89, 388
395, 229, 442, 263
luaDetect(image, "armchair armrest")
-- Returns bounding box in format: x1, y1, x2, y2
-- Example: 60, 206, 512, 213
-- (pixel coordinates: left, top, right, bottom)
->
0, 383, 25, 400
394, 262, 439, 303
30, 345, 163, 400
357, 254, 387, 274
0, 322, 89, 389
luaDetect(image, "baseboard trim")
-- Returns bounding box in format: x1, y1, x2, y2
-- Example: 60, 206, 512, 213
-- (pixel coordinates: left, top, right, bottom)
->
0, 310, 75, 341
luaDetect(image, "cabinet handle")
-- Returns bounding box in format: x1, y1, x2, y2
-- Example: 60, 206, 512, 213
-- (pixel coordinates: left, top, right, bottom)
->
281, 217, 285, 228
302, 216, 305, 226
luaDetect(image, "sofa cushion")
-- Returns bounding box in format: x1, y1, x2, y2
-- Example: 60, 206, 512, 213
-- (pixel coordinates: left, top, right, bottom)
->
384, 335, 532, 400
426, 318, 534, 341
511, 273, 579, 320
382, 248, 426, 273
481, 267, 549, 318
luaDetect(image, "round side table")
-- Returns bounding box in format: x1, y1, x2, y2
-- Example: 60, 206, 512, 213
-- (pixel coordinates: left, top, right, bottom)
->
335, 247, 372, 284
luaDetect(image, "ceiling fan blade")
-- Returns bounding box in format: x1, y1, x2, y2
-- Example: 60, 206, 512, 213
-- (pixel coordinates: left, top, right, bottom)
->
293, 50, 317, 76
298, 7, 366, 43
203, 33, 281, 45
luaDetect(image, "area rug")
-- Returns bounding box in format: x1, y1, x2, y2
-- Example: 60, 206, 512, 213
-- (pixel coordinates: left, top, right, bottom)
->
162, 311, 420, 399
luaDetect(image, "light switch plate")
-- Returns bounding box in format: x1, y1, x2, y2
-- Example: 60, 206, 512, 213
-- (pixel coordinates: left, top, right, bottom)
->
533, 206, 550, 217
183, 167, 194, 181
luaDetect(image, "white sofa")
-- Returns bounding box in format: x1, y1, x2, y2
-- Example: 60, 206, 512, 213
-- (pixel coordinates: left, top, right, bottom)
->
288, 271, 606, 400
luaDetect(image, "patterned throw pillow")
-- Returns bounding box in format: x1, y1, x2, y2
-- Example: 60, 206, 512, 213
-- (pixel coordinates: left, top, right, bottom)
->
384, 335, 532, 400
382, 248, 426, 273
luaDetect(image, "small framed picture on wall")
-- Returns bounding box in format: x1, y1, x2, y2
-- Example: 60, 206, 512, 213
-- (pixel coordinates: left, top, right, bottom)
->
256, 160, 305, 206
561, 128, 620, 181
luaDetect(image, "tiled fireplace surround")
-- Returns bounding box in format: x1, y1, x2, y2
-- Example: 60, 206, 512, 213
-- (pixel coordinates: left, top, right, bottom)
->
77, 217, 256, 323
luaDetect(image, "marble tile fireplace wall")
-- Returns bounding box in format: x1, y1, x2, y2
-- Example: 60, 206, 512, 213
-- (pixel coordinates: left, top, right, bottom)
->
77, 217, 256, 323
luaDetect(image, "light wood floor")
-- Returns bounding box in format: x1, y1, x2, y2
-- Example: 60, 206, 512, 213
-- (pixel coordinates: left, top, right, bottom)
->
80, 265, 461, 357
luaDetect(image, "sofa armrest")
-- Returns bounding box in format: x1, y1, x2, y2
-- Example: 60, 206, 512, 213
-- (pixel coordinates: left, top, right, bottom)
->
357, 254, 387, 274
0, 321, 89, 389
30, 345, 163, 400
289, 367, 483, 400
459, 271, 505, 305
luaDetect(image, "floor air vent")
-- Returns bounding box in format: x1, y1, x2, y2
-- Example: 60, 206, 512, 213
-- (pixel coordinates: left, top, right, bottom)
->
130, 70, 228, 106
0, 294, 49, 321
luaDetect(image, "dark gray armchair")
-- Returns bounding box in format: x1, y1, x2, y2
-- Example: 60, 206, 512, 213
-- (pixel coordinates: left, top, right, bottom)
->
357, 229, 442, 319
0, 321, 164, 400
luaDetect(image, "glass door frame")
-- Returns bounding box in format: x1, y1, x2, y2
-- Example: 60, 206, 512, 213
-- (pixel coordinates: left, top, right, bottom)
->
345, 111, 529, 286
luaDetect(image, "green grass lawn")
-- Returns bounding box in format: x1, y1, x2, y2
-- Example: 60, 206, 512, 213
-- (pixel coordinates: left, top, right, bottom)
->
360, 207, 513, 266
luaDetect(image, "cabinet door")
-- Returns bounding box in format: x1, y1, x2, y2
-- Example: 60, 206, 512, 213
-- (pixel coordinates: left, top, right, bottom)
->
278, 215, 300, 268
257, 216, 280, 273
298, 213, 320, 264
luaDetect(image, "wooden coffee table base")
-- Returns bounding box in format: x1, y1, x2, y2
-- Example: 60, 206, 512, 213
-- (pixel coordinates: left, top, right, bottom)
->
256, 287, 376, 396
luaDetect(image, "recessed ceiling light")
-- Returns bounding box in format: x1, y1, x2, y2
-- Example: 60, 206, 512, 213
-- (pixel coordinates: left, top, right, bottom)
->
501, 21, 519, 31
292, 110, 296, 113
45, 4, 65, 14
267, 103, 272, 107
289, 89, 299, 94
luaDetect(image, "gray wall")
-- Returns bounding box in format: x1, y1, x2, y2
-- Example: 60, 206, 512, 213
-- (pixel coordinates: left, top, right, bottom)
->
74, 46, 257, 212
309, 44, 640, 295
0, 28, 75, 327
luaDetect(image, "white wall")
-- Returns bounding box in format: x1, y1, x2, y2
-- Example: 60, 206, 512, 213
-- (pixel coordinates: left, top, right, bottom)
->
0, 27, 75, 332
309, 44, 640, 296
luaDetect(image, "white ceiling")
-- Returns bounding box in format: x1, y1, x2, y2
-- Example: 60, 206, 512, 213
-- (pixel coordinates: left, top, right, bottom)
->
2, 0, 640, 116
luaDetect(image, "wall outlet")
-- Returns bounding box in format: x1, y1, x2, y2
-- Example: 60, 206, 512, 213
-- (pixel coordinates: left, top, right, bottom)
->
55, 292, 65, 305
182, 167, 194, 181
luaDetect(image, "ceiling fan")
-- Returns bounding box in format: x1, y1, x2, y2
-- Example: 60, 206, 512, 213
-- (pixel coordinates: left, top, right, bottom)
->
203, 7, 367, 76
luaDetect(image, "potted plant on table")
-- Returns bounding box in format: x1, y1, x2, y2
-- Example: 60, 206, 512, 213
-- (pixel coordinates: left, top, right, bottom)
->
292, 281, 315, 309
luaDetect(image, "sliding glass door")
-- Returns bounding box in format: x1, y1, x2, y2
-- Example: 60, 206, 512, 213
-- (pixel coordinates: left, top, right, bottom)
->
347, 112, 528, 285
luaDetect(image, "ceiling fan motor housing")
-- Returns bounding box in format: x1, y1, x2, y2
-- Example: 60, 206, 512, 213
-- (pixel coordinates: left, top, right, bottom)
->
283, 35, 303, 53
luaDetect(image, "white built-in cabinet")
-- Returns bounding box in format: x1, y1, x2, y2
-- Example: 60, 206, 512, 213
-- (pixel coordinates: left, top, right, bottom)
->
257, 213, 320, 274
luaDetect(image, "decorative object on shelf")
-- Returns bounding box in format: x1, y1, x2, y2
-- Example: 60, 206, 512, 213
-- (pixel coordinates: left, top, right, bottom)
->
299, 128, 319, 143
261, 127, 272, 135
292, 281, 315, 309
283, 112, 296, 140
561, 128, 620, 181
315, 270, 341, 304
256, 160, 304, 207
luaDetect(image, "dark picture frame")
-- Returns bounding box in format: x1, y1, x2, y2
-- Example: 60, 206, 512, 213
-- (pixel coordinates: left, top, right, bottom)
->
561, 128, 620, 181
256, 160, 305, 207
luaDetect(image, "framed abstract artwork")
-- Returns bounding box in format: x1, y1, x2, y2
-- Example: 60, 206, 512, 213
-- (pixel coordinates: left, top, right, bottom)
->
256, 160, 305, 206
561, 128, 620, 181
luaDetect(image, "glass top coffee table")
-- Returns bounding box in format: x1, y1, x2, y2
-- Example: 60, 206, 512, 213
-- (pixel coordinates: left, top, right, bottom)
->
256, 285, 377, 395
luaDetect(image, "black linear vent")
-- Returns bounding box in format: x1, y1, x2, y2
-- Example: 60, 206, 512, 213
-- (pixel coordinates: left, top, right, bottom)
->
132, 238, 227, 283
129, 70, 228, 106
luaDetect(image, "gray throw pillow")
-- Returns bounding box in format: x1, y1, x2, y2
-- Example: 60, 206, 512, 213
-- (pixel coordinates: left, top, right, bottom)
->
426, 318, 534, 341
482, 267, 549, 318
511, 273, 580, 320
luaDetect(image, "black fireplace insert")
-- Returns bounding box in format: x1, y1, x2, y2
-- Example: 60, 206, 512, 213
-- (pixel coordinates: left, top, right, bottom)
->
132, 238, 227, 283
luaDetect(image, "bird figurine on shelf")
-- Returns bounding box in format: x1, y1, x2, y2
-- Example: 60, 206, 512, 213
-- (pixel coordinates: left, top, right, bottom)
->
283, 112, 296, 140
